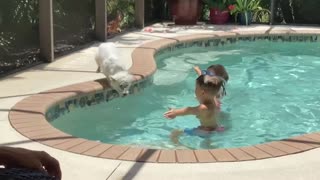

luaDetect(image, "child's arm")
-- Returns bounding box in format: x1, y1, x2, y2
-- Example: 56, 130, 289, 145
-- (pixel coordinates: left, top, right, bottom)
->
193, 66, 202, 76
164, 105, 207, 119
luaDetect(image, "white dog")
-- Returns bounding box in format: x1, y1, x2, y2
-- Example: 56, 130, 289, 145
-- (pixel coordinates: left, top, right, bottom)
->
95, 43, 134, 96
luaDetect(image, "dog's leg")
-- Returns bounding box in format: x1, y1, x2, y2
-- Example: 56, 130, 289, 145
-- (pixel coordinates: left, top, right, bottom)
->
124, 83, 132, 95
114, 86, 124, 97
96, 67, 100, 73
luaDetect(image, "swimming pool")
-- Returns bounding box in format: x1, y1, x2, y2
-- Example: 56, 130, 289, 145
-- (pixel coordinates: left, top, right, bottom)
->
51, 40, 320, 150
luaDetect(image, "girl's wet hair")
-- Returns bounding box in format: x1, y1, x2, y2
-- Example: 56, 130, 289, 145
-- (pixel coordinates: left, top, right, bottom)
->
207, 64, 229, 82
196, 75, 226, 96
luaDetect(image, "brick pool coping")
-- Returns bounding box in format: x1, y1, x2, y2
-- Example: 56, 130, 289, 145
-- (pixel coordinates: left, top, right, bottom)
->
8, 30, 320, 163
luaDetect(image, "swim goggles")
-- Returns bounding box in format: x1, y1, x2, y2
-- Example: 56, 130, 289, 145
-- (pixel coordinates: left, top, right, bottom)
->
201, 70, 215, 76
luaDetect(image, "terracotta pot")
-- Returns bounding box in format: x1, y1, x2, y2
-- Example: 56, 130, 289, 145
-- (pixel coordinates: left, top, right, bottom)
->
169, 0, 201, 25
209, 8, 230, 24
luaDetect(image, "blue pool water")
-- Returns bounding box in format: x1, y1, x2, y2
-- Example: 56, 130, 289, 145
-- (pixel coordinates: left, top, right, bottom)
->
51, 41, 320, 149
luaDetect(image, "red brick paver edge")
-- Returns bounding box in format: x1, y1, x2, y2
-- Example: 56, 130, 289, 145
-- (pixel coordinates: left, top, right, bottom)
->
8, 31, 320, 163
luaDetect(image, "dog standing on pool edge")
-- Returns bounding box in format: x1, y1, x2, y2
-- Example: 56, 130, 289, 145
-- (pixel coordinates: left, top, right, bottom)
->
95, 43, 135, 96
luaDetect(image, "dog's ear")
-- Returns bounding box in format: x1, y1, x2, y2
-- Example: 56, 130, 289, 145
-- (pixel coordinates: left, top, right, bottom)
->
109, 55, 118, 62
109, 76, 116, 82
108, 76, 124, 96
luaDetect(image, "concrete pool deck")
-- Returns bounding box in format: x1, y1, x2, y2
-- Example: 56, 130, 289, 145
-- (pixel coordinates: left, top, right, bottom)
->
1, 24, 320, 179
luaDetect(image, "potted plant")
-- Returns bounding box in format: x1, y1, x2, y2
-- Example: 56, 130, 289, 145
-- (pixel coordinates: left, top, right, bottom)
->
229, 0, 268, 25
203, 0, 235, 24
168, 0, 202, 25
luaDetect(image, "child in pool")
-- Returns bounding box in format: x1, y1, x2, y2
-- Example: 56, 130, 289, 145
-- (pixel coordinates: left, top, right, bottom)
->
164, 74, 225, 143
194, 64, 229, 109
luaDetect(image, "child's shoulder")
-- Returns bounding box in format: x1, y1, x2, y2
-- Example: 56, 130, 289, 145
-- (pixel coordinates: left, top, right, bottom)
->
198, 104, 209, 111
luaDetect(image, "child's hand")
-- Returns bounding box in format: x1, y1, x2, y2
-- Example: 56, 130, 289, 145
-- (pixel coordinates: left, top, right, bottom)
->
193, 66, 201, 76
164, 108, 176, 119
214, 97, 221, 110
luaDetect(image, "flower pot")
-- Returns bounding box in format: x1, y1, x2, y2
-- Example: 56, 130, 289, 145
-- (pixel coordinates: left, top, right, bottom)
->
209, 8, 230, 24
169, 0, 201, 25
238, 11, 252, 25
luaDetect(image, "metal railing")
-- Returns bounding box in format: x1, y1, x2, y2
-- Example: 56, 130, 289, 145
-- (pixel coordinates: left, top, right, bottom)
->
0, 0, 144, 77
1, 0, 320, 77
